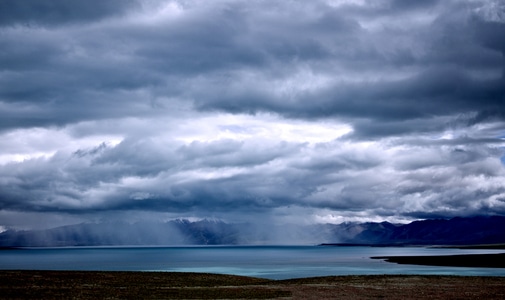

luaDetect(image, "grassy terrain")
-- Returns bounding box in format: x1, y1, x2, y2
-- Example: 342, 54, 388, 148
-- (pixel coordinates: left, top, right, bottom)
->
1, 271, 505, 299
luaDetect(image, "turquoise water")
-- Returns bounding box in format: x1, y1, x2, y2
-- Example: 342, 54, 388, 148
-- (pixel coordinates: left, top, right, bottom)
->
0, 246, 504, 279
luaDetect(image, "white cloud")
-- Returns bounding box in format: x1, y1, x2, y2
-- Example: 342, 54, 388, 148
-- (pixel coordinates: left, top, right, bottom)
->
0, 127, 122, 165
172, 113, 352, 144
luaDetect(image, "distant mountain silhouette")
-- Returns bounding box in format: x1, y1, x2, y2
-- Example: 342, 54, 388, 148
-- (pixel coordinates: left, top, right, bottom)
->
323, 216, 505, 246
1, 216, 504, 247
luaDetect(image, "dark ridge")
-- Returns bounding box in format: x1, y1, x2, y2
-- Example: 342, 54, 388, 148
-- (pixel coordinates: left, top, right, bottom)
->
372, 253, 505, 268
0, 246, 23, 250
431, 244, 505, 250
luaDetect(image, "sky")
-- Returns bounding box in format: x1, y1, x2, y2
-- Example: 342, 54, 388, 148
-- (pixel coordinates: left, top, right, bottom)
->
0, 0, 504, 231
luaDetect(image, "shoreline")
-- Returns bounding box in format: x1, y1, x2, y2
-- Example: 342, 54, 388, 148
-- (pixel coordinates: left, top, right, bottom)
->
372, 252, 505, 268
2, 270, 505, 299
320, 243, 505, 249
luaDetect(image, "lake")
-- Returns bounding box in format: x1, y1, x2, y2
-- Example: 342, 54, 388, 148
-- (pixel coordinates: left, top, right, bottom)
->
1, 246, 504, 279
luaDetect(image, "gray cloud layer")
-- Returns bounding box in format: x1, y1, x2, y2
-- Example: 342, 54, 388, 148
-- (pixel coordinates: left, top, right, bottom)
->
0, 0, 504, 230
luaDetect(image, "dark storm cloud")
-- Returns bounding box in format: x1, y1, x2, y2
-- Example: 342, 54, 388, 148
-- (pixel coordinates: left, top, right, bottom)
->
193, 5, 505, 137
0, 0, 140, 26
1, 0, 503, 134
475, 18, 505, 54
1, 0, 505, 229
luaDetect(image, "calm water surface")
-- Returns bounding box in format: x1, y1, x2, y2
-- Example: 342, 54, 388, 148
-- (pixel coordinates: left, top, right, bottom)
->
0, 246, 504, 279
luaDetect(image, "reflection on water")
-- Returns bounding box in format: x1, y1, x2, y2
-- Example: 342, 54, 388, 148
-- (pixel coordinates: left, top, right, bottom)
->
0, 246, 504, 279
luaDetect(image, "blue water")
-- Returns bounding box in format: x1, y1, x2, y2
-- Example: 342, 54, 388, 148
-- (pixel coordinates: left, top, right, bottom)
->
0, 246, 504, 279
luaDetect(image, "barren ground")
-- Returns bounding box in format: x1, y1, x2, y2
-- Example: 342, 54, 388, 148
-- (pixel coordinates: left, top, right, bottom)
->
1, 271, 504, 299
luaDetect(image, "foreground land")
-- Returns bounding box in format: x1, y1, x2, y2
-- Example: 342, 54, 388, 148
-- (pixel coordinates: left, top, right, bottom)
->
1, 271, 505, 299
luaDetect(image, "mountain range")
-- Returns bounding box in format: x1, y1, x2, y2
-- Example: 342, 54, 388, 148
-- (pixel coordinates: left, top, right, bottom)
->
1, 216, 504, 247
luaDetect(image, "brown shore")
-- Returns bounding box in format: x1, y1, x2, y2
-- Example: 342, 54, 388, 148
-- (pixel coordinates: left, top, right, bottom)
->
1, 270, 505, 299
